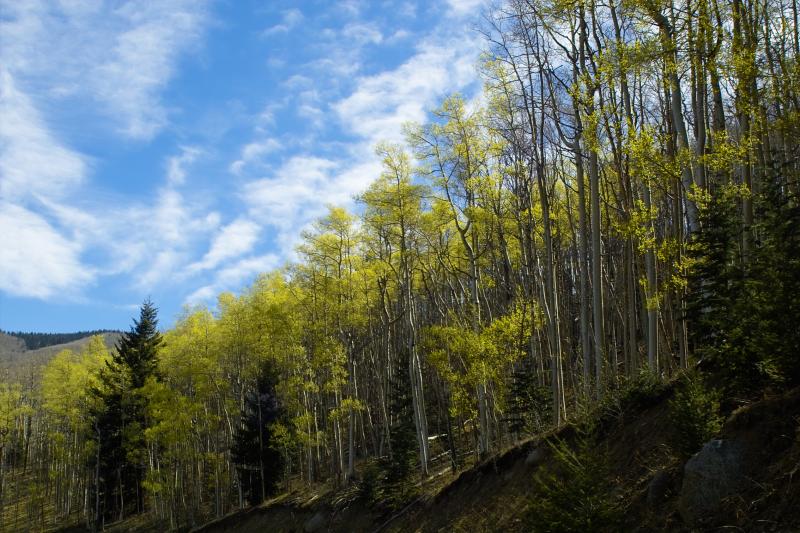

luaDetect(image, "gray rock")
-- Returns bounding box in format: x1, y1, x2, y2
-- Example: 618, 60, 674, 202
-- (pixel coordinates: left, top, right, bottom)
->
525, 448, 545, 466
304, 511, 326, 532
679, 439, 746, 525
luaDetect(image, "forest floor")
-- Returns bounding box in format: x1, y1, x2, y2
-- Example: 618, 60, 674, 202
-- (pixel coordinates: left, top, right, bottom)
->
189, 381, 800, 533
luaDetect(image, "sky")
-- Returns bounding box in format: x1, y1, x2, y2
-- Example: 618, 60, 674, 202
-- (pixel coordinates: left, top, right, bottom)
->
0, 0, 488, 333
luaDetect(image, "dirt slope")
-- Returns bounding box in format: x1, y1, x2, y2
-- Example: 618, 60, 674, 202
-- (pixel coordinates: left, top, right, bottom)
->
195, 384, 800, 533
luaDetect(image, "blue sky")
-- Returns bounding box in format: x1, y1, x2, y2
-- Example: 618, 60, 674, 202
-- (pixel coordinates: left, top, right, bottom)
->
0, 0, 486, 332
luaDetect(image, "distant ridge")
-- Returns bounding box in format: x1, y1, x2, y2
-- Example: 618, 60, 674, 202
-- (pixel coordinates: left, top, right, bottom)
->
0, 329, 122, 350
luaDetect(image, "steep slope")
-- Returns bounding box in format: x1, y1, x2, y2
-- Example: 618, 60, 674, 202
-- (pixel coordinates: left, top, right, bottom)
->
194, 384, 800, 533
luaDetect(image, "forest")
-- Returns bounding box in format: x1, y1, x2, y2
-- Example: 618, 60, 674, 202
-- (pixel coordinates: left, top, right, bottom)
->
0, 0, 798, 530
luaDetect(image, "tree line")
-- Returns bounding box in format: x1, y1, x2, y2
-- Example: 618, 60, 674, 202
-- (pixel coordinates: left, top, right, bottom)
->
1, 330, 120, 351
1, 0, 798, 529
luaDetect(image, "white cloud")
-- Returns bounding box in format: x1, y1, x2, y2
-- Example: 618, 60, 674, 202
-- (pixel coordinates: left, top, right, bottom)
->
334, 37, 480, 146
167, 146, 201, 186
185, 253, 280, 304
262, 8, 304, 36
0, 1, 210, 140
236, 30, 482, 266
243, 156, 338, 230
230, 138, 282, 174
136, 249, 184, 292
387, 29, 412, 43
0, 69, 87, 201
336, 0, 363, 16
0, 203, 92, 299
445, 0, 487, 17
342, 23, 383, 45
189, 219, 261, 272
93, 3, 209, 139
130, 180, 221, 289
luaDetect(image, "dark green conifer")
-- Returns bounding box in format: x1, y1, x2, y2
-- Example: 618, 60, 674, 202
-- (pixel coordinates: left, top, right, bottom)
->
90, 300, 162, 524
232, 360, 285, 505
380, 351, 418, 509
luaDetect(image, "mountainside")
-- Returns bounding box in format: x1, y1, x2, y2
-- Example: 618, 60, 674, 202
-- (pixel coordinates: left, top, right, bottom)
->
1, 330, 121, 350
193, 382, 800, 533
0, 331, 121, 378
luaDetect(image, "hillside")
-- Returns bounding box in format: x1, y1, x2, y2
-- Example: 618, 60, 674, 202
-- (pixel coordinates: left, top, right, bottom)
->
1, 330, 121, 350
0, 331, 121, 379
194, 381, 800, 533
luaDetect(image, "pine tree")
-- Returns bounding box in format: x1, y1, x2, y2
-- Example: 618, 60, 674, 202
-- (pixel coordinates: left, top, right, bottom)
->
686, 188, 742, 358
232, 360, 285, 506
527, 430, 620, 533
685, 188, 765, 394
90, 300, 162, 524
507, 360, 551, 436
751, 181, 800, 384
378, 350, 418, 509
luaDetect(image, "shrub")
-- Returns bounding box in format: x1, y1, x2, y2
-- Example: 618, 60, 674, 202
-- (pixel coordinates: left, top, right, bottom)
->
527, 431, 621, 533
668, 371, 722, 458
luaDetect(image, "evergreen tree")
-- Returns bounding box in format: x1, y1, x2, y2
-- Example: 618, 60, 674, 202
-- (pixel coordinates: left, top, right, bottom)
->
232, 360, 285, 506
527, 430, 620, 533
686, 188, 742, 357
90, 300, 162, 524
507, 360, 551, 436
751, 181, 800, 384
685, 188, 765, 394
687, 184, 800, 394
379, 351, 418, 509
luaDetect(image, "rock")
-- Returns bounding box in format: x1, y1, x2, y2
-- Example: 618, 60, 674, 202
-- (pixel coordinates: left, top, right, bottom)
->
679, 439, 746, 525
304, 511, 326, 532
525, 448, 545, 466
647, 470, 673, 507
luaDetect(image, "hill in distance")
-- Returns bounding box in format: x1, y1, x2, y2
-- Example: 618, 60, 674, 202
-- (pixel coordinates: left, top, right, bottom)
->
0, 329, 122, 350
0, 330, 122, 379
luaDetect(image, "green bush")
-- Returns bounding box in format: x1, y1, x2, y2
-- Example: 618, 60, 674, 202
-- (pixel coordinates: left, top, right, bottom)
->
619, 369, 667, 409
527, 432, 621, 533
668, 372, 722, 458
359, 456, 418, 511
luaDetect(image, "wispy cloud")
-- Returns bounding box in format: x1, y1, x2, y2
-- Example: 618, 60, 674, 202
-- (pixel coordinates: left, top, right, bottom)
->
167, 146, 201, 186
0, 69, 87, 202
0, 1, 214, 302
0, 0, 210, 140
0, 0, 488, 314
262, 8, 304, 36
334, 36, 480, 146
342, 22, 384, 45
186, 253, 280, 304
445, 0, 488, 17
189, 219, 262, 273
243, 156, 339, 231
230, 139, 282, 175
0, 203, 93, 299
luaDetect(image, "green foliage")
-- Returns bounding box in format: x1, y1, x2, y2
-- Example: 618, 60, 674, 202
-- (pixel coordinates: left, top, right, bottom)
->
617, 369, 667, 410
91, 300, 163, 521
750, 181, 800, 385
375, 352, 419, 511
686, 186, 772, 395
527, 431, 621, 533
687, 183, 800, 395
667, 371, 722, 459
232, 360, 286, 505
507, 361, 551, 435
